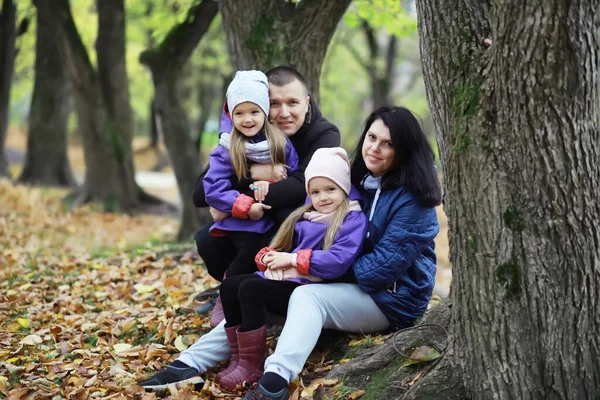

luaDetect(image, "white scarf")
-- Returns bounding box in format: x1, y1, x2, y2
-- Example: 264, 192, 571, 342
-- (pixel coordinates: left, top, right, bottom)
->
219, 132, 272, 164
302, 200, 362, 224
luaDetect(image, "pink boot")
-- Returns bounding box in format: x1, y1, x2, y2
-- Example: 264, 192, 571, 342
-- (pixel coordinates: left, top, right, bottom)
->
219, 325, 267, 390
215, 325, 240, 383
210, 295, 225, 328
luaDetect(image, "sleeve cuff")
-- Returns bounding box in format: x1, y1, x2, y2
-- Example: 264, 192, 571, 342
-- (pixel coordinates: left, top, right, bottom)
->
232, 193, 254, 219
295, 249, 312, 275
255, 247, 274, 271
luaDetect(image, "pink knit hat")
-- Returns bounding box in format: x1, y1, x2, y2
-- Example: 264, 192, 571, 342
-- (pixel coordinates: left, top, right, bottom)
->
304, 147, 352, 195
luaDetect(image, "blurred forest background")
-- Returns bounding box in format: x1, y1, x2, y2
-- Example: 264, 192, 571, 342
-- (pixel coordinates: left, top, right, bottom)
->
1, 0, 450, 292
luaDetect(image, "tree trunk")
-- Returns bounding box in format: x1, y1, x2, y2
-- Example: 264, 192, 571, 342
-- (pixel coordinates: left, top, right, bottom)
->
219, 0, 351, 99
19, 1, 75, 186
415, 0, 600, 398
95, 0, 141, 205
362, 20, 396, 109
0, 0, 16, 178
140, 0, 218, 240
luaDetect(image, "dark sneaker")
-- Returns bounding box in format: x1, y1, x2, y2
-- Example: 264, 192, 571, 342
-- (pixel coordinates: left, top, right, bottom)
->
138, 364, 204, 390
195, 293, 218, 315
242, 382, 290, 400
194, 285, 220, 302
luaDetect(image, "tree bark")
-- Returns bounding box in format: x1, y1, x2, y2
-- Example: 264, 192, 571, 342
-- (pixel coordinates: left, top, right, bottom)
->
362, 20, 396, 109
19, 1, 75, 187
416, 0, 600, 398
219, 0, 351, 99
0, 0, 16, 178
140, 0, 218, 240
95, 0, 140, 205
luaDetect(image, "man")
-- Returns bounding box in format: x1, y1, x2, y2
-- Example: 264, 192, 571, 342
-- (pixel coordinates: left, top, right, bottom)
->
139, 66, 340, 391
192, 66, 341, 324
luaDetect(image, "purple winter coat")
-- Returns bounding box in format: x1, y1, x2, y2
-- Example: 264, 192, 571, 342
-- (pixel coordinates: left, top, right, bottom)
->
203, 132, 299, 235
256, 185, 368, 284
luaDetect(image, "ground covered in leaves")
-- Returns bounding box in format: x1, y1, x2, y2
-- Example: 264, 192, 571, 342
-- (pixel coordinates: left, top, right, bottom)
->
0, 181, 382, 400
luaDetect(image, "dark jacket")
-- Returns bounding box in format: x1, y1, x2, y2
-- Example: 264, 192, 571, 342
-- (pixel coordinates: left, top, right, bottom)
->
353, 185, 439, 330
192, 98, 340, 221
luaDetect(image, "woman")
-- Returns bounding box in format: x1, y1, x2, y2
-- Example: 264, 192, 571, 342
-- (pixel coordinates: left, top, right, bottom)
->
241, 106, 442, 400
139, 106, 441, 395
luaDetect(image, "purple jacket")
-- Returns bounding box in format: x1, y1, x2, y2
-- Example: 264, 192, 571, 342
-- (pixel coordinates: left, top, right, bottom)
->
203, 133, 298, 234
257, 186, 368, 284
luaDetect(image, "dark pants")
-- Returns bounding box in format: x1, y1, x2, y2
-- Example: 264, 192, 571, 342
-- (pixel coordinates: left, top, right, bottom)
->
194, 224, 270, 281
220, 274, 300, 331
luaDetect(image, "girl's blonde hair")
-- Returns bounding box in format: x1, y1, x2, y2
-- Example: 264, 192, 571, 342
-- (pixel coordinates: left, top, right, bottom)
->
229, 115, 287, 180
269, 195, 351, 252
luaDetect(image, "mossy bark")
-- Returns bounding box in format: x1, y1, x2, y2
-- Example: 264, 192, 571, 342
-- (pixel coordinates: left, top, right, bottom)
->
417, 0, 600, 398
19, 1, 75, 187
219, 0, 352, 100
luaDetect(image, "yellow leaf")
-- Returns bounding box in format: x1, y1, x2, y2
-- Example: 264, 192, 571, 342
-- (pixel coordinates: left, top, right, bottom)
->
6, 289, 17, 296
17, 318, 30, 328
20, 334, 42, 345
348, 339, 366, 347
339, 358, 352, 364
0, 375, 8, 395
348, 389, 366, 399
134, 283, 155, 294
6, 357, 19, 364
19, 283, 32, 291
174, 336, 188, 352
113, 343, 133, 353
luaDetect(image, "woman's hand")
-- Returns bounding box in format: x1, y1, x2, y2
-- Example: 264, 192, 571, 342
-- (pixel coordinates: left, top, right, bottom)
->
209, 206, 229, 222
250, 181, 270, 202
263, 251, 294, 270
247, 202, 272, 221
250, 163, 287, 181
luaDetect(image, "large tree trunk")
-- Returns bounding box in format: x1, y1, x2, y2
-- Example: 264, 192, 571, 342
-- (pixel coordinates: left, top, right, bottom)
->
19, 1, 75, 187
414, 0, 600, 398
0, 0, 16, 178
140, 0, 218, 240
219, 0, 351, 99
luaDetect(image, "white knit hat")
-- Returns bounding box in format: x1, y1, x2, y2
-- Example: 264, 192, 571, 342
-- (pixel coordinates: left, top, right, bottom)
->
226, 70, 270, 116
305, 147, 352, 195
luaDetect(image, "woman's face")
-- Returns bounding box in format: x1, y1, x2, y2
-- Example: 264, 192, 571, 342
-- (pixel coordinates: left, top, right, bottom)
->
361, 119, 396, 176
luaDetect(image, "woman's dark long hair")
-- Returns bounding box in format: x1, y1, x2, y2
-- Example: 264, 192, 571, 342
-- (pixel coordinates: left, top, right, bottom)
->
350, 106, 442, 208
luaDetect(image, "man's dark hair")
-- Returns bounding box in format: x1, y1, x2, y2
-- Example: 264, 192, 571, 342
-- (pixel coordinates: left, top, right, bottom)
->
266, 66, 309, 93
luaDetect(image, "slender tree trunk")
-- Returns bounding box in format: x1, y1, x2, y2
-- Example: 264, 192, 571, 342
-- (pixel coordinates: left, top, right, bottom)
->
140, 0, 218, 240
412, 0, 600, 398
95, 0, 140, 205
219, 0, 351, 99
362, 20, 397, 108
19, 1, 75, 186
0, 0, 16, 178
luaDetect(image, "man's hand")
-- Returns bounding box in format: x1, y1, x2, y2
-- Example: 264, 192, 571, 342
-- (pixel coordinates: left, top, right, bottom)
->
263, 251, 294, 270
282, 268, 323, 282
247, 202, 272, 221
250, 163, 287, 181
209, 206, 229, 222
264, 268, 286, 281
250, 181, 270, 202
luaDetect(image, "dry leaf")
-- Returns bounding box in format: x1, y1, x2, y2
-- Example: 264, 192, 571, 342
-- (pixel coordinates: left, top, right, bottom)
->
348, 389, 366, 399
20, 334, 42, 345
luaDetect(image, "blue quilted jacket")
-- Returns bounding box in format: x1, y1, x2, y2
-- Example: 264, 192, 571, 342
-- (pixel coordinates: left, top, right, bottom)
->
353, 185, 439, 330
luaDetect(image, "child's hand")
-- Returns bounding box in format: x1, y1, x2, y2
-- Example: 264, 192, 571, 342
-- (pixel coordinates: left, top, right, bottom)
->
250, 181, 270, 202
264, 251, 293, 270
264, 268, 285, 281
209, 206, 229, 222
247, 202, 271, 221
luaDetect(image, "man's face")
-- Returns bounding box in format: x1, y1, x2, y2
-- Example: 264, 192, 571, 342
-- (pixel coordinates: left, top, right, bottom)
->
268, 80, 310, 136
